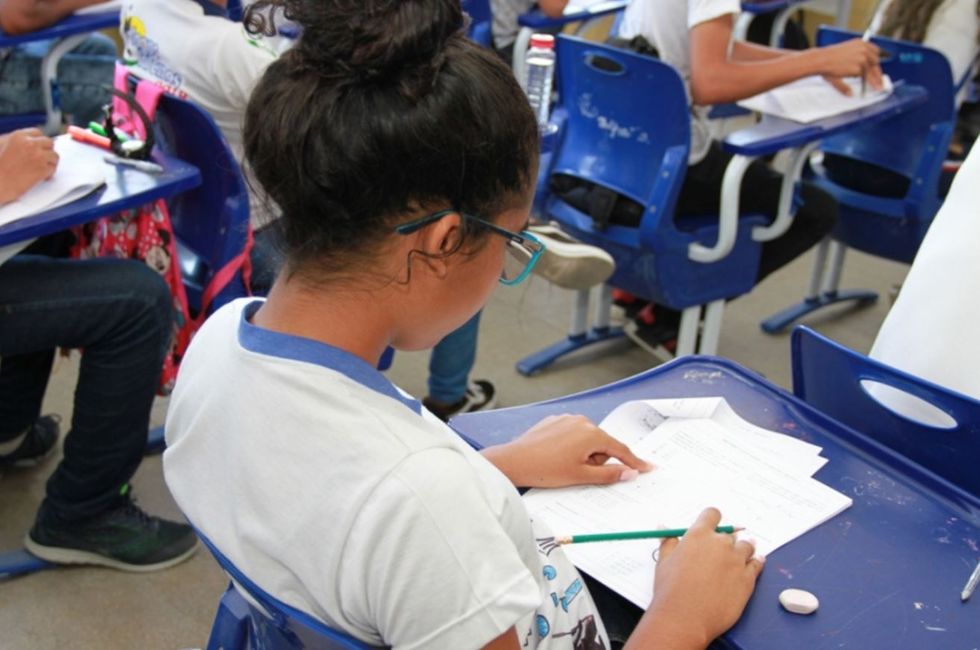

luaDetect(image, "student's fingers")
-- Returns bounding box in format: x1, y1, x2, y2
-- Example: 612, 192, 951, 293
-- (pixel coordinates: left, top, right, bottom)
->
658, 536, 679, 562
825, 76, 852, 96
689, 507, 722, 534
31, 136, 55, 151
867, 64, 884, 91
16, 127, 44, 138
580, 462, 642, 485
597, 436, 654, 473
746, 556, 766, 578
734, 539, 756, 562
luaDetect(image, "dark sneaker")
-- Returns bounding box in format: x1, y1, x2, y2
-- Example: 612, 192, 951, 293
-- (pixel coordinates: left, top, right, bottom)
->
0, 414, 60, 468
423, 379, 498, 422
25, 496, 198, 572
625, 304, 680, 357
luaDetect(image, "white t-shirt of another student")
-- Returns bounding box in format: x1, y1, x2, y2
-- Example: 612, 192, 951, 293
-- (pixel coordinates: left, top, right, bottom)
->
120, 0, 286, 228
619, 0, 741, 164
164, 299, 610, 650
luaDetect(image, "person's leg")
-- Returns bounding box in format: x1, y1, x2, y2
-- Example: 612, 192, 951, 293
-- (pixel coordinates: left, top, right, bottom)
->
0, 256, 170, 520
423, 313, 495, 420
0, 35, 115, 125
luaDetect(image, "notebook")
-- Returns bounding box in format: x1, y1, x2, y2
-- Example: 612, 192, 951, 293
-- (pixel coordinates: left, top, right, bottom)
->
523, 398, 853, 609
0, 135, 107, 231
738, 74, 894, 124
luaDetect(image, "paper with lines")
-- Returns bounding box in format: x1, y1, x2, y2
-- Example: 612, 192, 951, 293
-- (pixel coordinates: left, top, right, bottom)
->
524, 398, 852, 608
739, 74, 894, 124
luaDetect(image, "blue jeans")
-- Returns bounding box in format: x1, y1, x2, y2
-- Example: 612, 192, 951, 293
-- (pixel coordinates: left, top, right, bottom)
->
428, 312, 481, 404
0, 33, 116, 125
0, 254, 173, 523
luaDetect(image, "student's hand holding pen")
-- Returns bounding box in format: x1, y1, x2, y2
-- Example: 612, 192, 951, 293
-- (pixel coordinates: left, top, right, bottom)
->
481, 413, 653, 488
624, 508, 764, 650
810, 38, 884, 96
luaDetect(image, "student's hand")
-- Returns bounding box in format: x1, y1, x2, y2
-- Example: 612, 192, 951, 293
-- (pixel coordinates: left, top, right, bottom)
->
812, 39, 884, 92
0, 128, 58, 205
481, 414, 653, 488
627, 508, 763, 649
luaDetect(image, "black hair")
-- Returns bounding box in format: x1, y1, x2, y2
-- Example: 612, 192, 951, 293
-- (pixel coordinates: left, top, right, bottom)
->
243, 0, 539, 281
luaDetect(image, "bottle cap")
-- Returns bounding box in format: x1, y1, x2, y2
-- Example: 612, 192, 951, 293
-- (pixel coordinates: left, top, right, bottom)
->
530, 34, 555, 49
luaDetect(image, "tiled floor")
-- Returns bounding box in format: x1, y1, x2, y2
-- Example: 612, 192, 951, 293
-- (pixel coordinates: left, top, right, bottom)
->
0, 246, 908, 649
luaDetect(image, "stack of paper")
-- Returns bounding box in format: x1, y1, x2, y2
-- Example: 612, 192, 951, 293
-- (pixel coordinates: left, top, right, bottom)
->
0, 135, 106, 230
738, 74, 894, 124
523, 398, 852, 608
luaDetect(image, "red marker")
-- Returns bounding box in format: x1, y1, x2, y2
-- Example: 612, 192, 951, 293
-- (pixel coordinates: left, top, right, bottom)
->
68, 125, 111, 150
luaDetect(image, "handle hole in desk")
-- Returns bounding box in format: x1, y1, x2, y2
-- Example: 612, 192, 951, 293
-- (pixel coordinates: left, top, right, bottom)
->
583, 52, 627, 76
860, 380, 957, 429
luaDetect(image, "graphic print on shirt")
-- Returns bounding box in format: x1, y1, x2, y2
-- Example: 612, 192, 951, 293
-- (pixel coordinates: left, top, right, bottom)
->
120, 10, 187, 97
553, 615, 606, 650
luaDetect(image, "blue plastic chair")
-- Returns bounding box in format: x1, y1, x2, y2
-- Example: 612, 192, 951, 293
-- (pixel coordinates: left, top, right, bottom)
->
197, 531, 381, 650
461, 0, 493, 48
517, 36, 766, 374
153, 91, 252, 315
762, 28, 956, 333
791, 326, 980, 498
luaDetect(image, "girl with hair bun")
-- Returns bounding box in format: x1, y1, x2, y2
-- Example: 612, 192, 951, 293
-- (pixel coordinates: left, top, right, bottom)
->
163, 1, 763, 648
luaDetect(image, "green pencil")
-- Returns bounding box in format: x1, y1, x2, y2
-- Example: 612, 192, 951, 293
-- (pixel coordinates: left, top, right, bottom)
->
554, 526, 743, 545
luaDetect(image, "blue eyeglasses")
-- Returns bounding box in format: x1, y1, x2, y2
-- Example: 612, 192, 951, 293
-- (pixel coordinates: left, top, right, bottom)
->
394, 209, 546, 286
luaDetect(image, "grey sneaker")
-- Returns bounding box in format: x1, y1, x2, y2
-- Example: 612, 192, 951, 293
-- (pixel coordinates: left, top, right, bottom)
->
527, 224, 615, 290
0, 415, 60, 468
25, 494, 198, 572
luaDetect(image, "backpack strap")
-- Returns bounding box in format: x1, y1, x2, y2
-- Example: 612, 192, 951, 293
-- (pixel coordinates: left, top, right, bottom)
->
193, 226, 254, 330
112, 63, 166, 138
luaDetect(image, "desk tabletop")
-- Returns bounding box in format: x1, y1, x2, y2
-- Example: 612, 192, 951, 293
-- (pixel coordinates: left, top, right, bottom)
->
740, 0, 807, 13
723, 84, 928, 157
0, 9, 119, 48
451, 356, 980, 649
0, 147, 201, 247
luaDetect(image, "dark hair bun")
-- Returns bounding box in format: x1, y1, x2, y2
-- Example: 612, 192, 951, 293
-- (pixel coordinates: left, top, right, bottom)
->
246, 0, 465, 96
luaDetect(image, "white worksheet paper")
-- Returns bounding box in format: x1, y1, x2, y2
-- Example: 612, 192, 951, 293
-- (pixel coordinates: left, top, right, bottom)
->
739, 74, 894, 124
524, 399, 852, 609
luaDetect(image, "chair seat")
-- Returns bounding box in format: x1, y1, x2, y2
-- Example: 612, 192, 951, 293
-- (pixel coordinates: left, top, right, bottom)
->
548, 197, 766, 308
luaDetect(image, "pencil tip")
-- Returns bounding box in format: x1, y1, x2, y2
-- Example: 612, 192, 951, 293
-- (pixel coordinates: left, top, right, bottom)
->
733, 526, 746, 533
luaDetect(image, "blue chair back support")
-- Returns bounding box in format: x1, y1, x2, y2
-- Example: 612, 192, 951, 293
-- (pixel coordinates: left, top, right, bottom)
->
461, 0, 493, 48
198, 531, 380, 650
544, 36, 764, 307
153, 92, 251, 313
811, 27, 955, 262
791, 326, 980, 499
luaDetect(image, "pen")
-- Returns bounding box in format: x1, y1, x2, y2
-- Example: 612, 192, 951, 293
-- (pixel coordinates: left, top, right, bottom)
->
860, 0, 887, 97
554, 526, 744, 545
962, 558, 980, 602
68, 125, 111, 150
103, 153, 164, 174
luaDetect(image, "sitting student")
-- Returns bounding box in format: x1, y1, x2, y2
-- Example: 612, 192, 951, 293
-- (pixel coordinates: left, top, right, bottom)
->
490, 0, 568, 61
0, 0, 116, 125
868, 135, 980, 424
163, 2, 763, 647
873, 0, 979, 108
611, 0, 882, 347
0, 128, 197, 570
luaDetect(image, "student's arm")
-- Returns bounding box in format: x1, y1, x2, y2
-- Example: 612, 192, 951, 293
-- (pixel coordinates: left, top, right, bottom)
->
0, 0, 106, 35
481, 413, 653, 488
689, 13, 882, 105
731, 39, 789, 62
0, 128, 58, 204
537, 0, 569, 18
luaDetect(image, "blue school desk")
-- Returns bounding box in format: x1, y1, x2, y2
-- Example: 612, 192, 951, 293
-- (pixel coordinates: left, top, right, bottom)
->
451, 355, 980, 649
0, 8, 120, 134
0, 150, 201, 247
707, 84, 927, 278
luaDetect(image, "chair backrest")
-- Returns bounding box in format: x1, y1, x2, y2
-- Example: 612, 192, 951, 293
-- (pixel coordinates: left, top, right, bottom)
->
549, 35, 691, 241
791, 326, 980, 499
198, 530, 380, 650
153, 91, 251, 311
461, 0, 493, 47
816, 27, 955, 182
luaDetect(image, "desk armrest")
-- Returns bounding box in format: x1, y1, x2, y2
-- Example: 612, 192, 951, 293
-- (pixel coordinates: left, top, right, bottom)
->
687, 154, 753, 263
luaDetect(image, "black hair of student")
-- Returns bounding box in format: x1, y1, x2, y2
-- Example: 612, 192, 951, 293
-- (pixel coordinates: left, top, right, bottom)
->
242, 0, 539, 282
879, 0, 980, 46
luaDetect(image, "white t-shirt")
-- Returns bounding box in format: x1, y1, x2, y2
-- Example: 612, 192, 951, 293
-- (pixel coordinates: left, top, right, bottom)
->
164, 298, 610, 649
120, 0, 286, 227
618, 0, 741, 164
868, 136, 980, 425
872, 0, 979, 107
490, 0, 537, 50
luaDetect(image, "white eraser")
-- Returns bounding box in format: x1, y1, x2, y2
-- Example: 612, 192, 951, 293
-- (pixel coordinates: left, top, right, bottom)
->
779, 588, 819, 615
